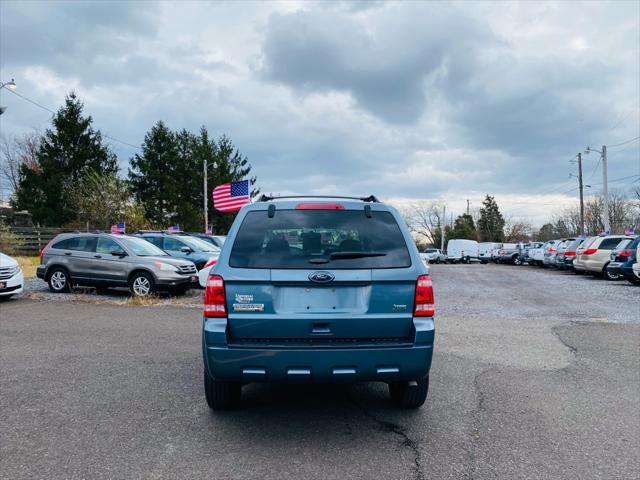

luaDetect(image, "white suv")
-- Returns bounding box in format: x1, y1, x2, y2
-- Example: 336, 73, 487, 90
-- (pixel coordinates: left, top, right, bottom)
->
0, 252, 24, 299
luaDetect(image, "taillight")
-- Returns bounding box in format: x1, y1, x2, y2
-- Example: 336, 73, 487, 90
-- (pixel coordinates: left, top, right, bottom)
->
619, 250, 633, 257
204, 258, 218, 268
565, 251, 576, 257
204, 275, 226, 317
583, 248, 597, 255
548, 248, 556, 253
39, 239, 53, 263
414, 275, 435, 317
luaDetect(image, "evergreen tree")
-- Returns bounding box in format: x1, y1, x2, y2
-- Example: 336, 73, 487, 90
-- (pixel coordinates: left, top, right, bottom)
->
173, 129, 203, 230
129, 125, 258, 233
446, 213, 478, 243
477, 195, 505, 242
13, 93, 117, 225
128, 121, 179, 226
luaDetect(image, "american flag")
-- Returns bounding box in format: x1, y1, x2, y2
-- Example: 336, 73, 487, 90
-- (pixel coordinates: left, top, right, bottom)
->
110, 223, 125, 233
213, 180, 250, 212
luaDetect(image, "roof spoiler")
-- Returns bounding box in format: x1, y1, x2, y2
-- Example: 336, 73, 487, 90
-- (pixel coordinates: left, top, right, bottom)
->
257, 194, 380, 203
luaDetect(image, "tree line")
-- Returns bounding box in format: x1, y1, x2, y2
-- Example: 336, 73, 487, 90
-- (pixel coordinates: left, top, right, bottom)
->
1, 93, 257, 233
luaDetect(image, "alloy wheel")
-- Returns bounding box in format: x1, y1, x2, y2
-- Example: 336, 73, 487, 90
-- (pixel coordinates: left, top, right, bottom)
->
132, 276, 151, 296
51, 271, 66, 291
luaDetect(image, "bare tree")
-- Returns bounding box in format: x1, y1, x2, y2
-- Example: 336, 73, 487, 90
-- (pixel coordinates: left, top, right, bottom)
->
503, 215, 532, 242
68, 170, 130, 229
546, 190, 639, 236
401, 200, 445, 246
0, 132, 40, 199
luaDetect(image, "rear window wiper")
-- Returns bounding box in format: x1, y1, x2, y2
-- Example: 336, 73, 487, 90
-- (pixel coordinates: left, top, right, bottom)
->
308, 251, 387, 264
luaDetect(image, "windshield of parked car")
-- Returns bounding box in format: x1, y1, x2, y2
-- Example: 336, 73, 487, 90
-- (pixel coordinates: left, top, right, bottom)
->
120, 237, 168, 256
180, 236, 220, 253
230, 209, 411, 269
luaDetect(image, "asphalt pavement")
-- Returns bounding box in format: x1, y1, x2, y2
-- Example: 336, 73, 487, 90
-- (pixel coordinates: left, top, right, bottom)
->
1, 264, 638, 479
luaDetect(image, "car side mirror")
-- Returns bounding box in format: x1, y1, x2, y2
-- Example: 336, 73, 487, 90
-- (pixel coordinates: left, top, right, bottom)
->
180, 246, 193, 254
110, 249, 127, 257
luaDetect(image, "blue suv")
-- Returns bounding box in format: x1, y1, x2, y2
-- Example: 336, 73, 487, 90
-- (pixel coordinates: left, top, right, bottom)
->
202, 195, 435, 409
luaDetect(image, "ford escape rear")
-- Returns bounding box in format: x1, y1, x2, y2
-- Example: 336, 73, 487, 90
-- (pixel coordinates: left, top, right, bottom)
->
202, 195, 435, 409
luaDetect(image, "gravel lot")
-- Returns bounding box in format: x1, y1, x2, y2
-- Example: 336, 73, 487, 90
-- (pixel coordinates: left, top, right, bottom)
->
1, 264, 639, 479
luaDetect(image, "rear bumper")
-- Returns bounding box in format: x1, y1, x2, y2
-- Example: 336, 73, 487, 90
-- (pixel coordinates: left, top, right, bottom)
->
203, 317, 434, 383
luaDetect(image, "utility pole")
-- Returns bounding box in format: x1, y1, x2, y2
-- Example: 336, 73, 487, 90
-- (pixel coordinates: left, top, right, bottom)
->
601, 145, 610, 233
441, 204, 446, 252
577, 153, 585, 236
466, 199, 470, 215
203, 158, 208, 233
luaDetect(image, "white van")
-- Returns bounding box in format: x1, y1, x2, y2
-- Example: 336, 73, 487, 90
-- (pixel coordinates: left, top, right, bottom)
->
446, 239, 479, 263
478, 242, 501, 264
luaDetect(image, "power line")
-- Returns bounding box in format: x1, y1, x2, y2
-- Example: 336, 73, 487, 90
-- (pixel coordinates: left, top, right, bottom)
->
608, 104, 640, 132
4, 88, 55, 114
103, 134, 141, 150
607, 136, 640, 148
3, 88, 141, 150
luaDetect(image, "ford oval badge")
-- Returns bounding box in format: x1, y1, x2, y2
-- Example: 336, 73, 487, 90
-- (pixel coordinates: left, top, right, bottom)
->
309, 271, 335, 283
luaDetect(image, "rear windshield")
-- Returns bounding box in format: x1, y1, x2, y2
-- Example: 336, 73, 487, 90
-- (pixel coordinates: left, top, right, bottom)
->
229, 209, 411, 269
579, 237, 596, 249
614, 239, 631, 250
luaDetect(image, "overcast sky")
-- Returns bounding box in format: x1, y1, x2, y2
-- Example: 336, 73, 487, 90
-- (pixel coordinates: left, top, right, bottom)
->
1, 0, 639, 225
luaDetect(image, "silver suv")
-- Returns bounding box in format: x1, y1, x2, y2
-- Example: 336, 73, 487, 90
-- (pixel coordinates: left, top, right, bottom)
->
36, 233, 198, 296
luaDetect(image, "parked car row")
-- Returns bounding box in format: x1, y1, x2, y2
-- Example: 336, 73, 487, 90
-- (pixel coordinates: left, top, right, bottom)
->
419, 236, 640, 286
31, 230, 225, 297
509, 235, 640, 285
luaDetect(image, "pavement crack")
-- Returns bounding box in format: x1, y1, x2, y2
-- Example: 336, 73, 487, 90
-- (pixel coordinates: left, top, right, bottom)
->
552, 322, 578, 355
346, 391, 425, 480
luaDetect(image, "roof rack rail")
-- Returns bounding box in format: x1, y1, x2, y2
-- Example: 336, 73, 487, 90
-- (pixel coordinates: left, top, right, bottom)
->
257, 194, 380, 203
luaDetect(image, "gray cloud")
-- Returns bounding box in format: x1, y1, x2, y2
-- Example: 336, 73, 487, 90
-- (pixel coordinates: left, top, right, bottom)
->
1, 1, 160, 85
259, 5, 495, 124
1, 0, 638, 224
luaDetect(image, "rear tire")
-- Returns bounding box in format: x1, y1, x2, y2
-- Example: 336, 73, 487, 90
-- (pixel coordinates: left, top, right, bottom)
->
48, 268, 70, 293
389, 376, 429, 408
204, 370, 241, 410
603, 264, 620, 281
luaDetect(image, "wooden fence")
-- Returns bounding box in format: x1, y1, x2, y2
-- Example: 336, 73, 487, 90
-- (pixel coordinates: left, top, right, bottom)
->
8, 227, 63, 256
